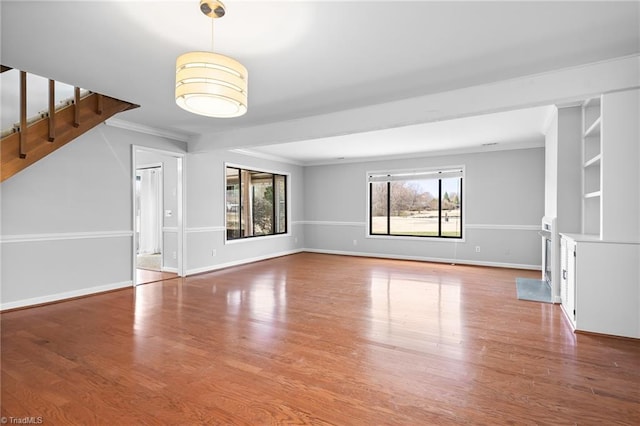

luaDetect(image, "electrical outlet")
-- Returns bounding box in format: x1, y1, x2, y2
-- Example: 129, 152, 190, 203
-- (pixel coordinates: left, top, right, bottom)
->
172, 251, 177, 259
353, 239, 358, 246
295, 237, 298, 244
211, 249, 216, 257
475, 246, 481, 253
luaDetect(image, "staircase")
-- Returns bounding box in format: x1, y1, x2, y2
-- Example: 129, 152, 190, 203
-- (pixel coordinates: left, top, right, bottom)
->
1, 66, 138, 182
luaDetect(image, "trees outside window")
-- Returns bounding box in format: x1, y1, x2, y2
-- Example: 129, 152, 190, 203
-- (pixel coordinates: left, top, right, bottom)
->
226, 167, 287, 240
369, 168, 463, 238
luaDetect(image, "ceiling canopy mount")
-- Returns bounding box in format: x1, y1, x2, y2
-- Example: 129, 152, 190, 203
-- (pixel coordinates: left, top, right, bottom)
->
199, 0, 226, 19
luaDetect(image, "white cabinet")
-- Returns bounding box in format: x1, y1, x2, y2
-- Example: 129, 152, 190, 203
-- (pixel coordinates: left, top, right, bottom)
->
560, 234, 640, 338
559, 237, 576, 327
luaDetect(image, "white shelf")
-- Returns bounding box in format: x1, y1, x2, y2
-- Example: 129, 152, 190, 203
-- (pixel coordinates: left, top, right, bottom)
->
582, 95, 602, 237
584, 154, 601, 168
584, 116, 601, 137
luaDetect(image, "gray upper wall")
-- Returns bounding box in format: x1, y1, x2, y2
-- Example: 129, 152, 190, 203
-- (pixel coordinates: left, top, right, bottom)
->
1, 124, 187, 236
0, 124, 187, 308
301, 148, 544, 268
304, 148, 545, 226
186, 149, 305, 229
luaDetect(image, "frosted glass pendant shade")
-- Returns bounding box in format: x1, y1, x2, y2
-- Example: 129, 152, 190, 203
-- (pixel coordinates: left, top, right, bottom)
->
175, 51, 248, 118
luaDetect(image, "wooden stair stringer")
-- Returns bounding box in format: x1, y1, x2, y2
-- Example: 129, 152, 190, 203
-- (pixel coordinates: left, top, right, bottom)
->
1, 93, 138, 182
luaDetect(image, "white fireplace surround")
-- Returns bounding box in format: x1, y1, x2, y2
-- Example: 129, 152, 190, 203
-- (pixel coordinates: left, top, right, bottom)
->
541, 216, 560, 303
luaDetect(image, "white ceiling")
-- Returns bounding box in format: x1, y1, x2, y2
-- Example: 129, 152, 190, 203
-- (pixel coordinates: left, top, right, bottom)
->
1, 1, 638, 164
239, 105, 554, 165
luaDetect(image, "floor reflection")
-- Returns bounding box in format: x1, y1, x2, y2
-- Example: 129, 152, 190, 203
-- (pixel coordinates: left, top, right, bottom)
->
368, 272, 462, 357
223, 270, 288, 324
132, 268, 290, 360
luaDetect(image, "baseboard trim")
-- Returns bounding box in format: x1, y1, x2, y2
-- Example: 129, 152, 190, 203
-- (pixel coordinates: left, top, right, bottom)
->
162, 267, 178, 273
302, 248, 541, 270
465, 224, 539, 231
0, 281, 133, 311
186, 249, 305, 276
300, 221, 366, 227
574, 329, 640, 341
1, 250, 537, 311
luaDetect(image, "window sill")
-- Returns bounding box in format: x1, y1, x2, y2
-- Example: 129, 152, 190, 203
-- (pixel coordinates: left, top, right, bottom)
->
366, 234, 465, 243
225, 232, 291, 245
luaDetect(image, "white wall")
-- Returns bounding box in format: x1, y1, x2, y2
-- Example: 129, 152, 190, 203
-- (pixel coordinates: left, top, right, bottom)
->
601, 88, 640, 241
303, 148, 545, 268
556, 106, 582, 234
0, 124, 186, 309
543, 105, 582, 301
544, 110, 559, 219
185, 149, 304, 275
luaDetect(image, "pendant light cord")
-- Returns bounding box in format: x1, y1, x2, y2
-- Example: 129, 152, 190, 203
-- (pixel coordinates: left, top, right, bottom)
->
211, 18, 215, 52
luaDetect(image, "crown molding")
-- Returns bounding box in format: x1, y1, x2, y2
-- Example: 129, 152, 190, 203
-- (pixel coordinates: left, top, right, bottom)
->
229, 148, 305, 166
106, 118, 192, 143
301, 138, 545, 167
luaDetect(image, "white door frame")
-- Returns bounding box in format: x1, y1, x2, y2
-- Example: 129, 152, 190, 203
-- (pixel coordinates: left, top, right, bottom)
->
132, 145, 186, 285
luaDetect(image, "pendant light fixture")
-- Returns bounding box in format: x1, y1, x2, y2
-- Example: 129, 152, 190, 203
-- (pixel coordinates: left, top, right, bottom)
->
175, 0, 248, 118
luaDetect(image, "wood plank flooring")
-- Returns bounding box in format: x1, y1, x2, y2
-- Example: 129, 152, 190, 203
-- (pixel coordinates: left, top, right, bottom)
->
136, 268, 178, 285
2, 253, 639, 425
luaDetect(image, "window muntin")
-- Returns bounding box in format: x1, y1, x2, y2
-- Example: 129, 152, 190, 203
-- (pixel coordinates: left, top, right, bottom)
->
368, 168, 463, 238
274, 174, 286, 233
370, 181, 388, 234
226, 168, 241, 239
226, 166, 288, 240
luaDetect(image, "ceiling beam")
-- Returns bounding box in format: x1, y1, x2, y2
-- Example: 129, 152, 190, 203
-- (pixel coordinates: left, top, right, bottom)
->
190, 55, 640, 153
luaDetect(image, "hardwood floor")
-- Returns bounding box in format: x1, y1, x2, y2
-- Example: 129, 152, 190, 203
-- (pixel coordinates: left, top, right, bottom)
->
136, 268, 178, 285
2, 253, 639, 425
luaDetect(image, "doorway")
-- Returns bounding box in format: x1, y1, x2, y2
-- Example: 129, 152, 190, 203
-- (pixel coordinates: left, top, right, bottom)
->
136, 164, 164, 277
132, 146, 185, 285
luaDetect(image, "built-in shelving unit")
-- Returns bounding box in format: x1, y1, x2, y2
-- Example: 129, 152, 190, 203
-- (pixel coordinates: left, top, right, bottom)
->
581, 96, 601, 237
560, 88, 640, 339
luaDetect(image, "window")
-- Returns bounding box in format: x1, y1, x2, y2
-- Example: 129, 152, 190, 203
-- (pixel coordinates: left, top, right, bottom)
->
369, 167, 463, 238
226, 166, 288, 240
